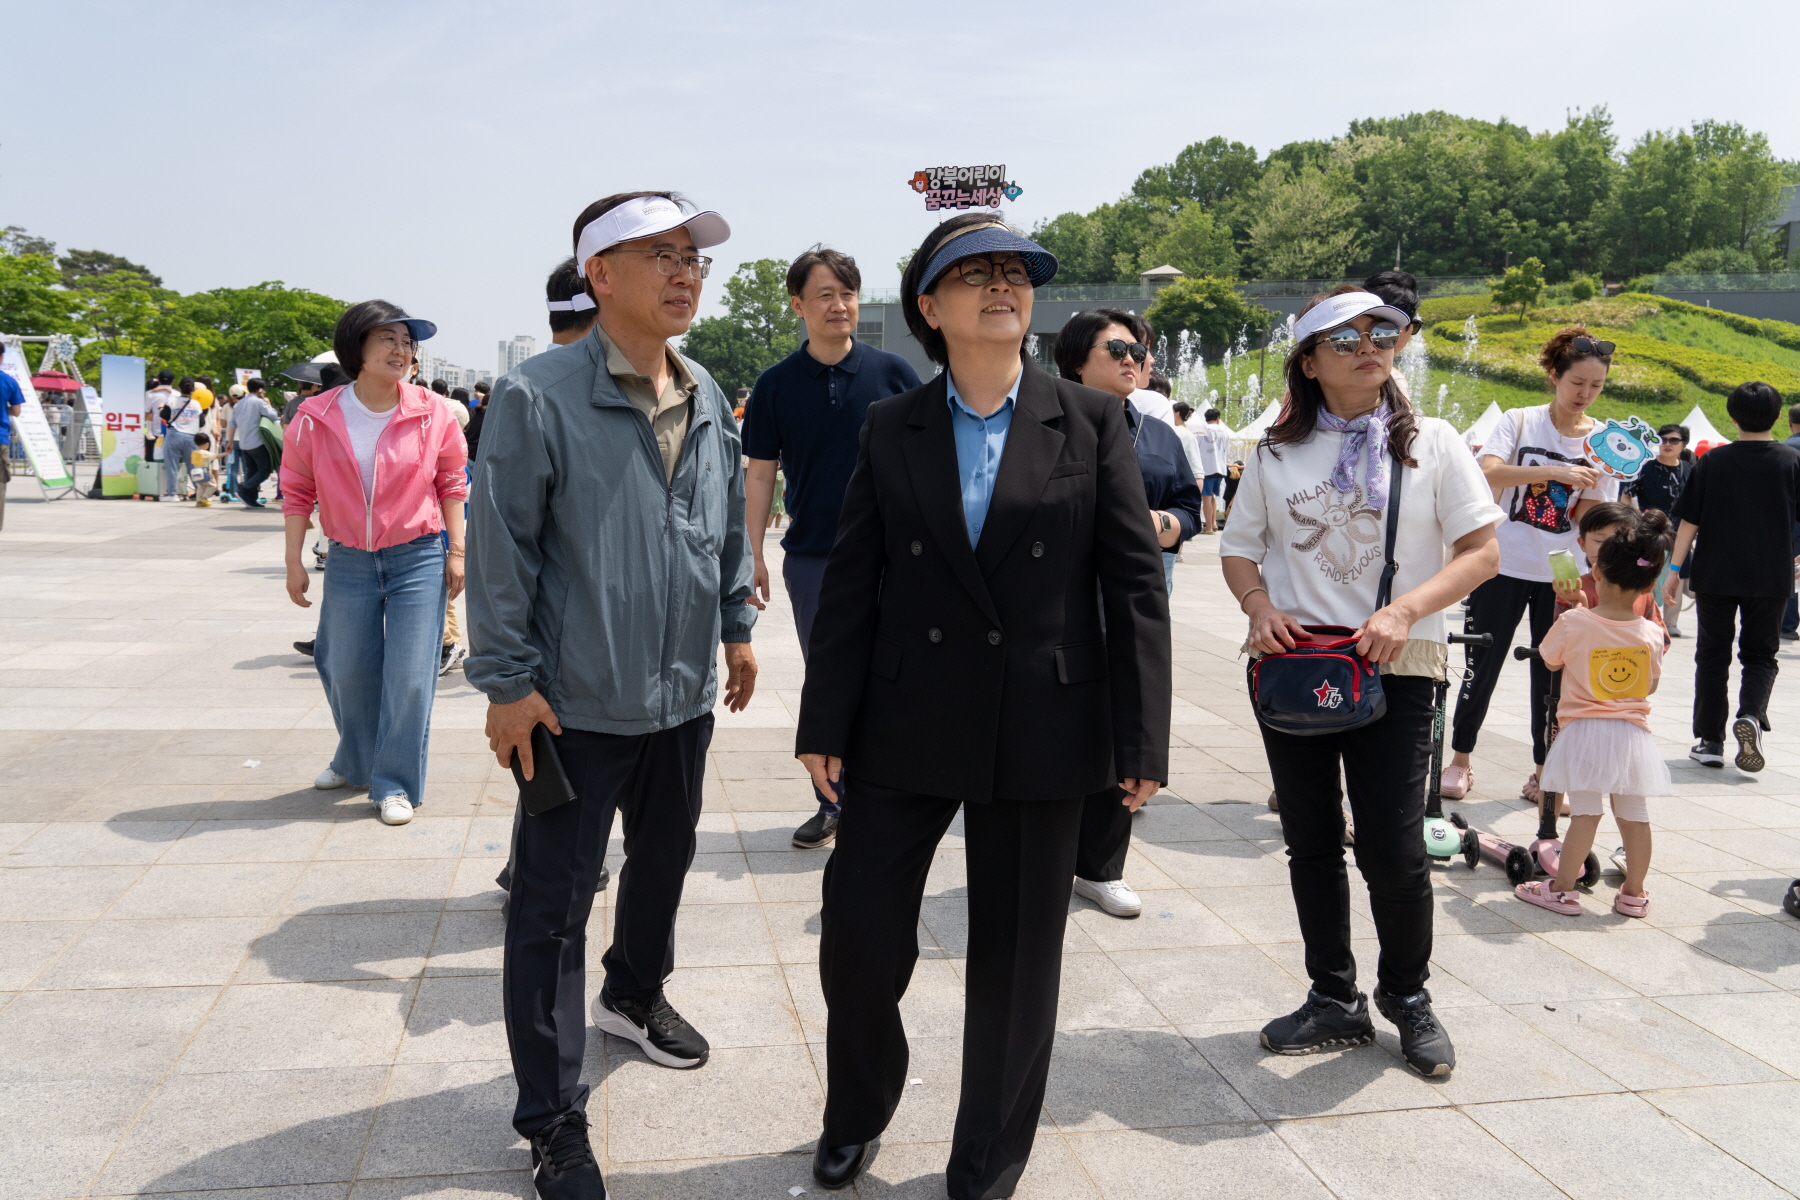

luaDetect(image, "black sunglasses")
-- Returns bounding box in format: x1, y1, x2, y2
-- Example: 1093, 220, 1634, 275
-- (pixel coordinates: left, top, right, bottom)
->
1572, 336, 1616, 357
1099, 338, 1148, 364
1659, 435, 1686, 444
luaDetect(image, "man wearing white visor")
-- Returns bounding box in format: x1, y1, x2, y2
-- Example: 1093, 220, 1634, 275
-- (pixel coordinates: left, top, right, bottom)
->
467, 191, 757, 1200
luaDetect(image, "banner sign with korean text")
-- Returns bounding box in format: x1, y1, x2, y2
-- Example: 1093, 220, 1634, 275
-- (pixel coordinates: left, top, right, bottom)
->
907, 165, 1023, 211
1, 343, 75, 489
99, 354, 147, 498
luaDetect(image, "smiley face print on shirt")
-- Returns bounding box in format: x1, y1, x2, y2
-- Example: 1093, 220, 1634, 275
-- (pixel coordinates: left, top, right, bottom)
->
1589, 646, 1651, 699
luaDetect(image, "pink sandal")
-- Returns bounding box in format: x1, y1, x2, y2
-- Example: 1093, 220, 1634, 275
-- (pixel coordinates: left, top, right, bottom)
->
1613, 890, 1650, 918
1440, 765, 1473, 799
1515, 880, 1581, 915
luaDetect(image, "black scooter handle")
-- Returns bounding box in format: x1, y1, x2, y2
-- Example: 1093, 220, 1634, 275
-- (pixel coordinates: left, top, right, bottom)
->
1449, 632, 1493, 648
1513, 645, 1540, 661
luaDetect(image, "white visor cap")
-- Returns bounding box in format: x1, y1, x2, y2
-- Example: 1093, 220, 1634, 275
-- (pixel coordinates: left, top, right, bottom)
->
1291, 291, 1413, 344
573, 195, 730, 276
546, 294, 596, 312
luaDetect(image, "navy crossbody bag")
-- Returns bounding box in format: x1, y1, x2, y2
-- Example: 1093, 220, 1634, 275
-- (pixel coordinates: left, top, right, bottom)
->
1247, 455, 1403, 736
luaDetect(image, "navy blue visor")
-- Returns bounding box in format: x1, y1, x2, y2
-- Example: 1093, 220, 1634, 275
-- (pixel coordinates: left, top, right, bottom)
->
917, 225, 1058, 293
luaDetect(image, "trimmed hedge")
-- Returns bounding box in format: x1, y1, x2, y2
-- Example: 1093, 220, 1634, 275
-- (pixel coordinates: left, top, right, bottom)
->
1417, 293, 1496, 324
1651, 298, 1800, 352
1424, 321, 1689, 403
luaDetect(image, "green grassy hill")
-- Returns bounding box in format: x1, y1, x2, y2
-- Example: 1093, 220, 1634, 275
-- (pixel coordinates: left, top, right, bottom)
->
1187, 294, 1800, 438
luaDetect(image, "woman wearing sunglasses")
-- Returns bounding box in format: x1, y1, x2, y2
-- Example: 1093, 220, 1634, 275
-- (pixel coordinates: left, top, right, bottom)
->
1052, 308, 1201, 922
1442, 326, 1619, 805
1222, 286, 1500, 1077
793, 213, 1170, 1198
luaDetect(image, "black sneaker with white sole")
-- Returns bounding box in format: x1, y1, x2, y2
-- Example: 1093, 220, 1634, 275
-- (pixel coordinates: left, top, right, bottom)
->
1733, 717, 1766, 772
792, 811, 839, 848
1374, 986, 1455, 1077
592, 985, 709, 1069
529, 1110, 606, 1200
1260, 989, 1375, 1055
1689, 739, 1725, 768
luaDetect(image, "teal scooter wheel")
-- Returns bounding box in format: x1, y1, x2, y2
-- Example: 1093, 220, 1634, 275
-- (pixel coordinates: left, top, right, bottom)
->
1422, 816, 1460, 859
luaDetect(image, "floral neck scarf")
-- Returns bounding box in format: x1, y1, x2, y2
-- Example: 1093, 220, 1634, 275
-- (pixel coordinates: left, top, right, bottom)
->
1316, 403, 1391, 510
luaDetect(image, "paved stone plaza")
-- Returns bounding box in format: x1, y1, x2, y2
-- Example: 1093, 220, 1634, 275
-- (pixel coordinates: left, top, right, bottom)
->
3, 479, 1800, 1200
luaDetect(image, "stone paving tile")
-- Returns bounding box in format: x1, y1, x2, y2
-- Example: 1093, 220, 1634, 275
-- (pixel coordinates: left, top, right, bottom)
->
1066, 1124, 1334, 1200
179, 980, 414, 1072
1645, 1080, 1800, 1195
1506, 997, 1790, 1090
1467, 1091, 1792, 1200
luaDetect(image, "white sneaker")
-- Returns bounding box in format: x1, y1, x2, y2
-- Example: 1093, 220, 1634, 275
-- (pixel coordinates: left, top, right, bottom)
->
1073, 876, 1142, 918
438, 643, 467, 676
314, 766, 347, 789
378, 795, 414, 825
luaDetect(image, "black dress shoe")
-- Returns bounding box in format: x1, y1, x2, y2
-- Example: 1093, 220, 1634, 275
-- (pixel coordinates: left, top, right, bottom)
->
294, 640, 315, 657
813, 1141, 872, 1190
793, 811, 840, 848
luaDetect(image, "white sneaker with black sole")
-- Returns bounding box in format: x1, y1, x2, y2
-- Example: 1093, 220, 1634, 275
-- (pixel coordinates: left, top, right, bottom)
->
439, 644, 466, 676
592, 985, 709, 1068
1733, 718, 1766, 772
1073, 876, 1142, 918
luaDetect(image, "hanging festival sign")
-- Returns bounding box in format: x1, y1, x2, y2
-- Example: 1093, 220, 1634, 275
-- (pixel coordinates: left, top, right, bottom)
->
908, 164, 1023, 211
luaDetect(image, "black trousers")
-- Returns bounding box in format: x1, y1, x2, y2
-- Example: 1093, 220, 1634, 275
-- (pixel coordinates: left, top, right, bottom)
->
819, 779, 1081, 1200
1074, 787, 1130, 882
1452, 573, 1558, 762
1693, 593, 1785, 742
1259, 675, 1434, 1002
237, 444, 273, 504
783, 553, 844, 815
503, 713, 711, 1137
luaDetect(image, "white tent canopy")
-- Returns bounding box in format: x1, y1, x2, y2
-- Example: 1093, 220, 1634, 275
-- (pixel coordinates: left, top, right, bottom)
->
1462, 401, 1504, 450
1228, 403, 1279, 457
1679, 404, 1729, 447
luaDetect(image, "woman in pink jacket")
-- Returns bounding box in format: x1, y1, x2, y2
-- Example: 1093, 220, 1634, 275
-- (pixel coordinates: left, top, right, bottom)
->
281, 300, 470, 825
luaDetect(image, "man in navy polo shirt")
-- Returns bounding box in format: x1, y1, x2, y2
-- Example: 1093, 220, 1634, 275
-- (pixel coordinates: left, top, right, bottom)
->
743, 246, 921, 848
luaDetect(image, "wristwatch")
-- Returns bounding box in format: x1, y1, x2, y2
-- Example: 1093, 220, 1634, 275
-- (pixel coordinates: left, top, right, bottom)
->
1158, 512, 1171, 534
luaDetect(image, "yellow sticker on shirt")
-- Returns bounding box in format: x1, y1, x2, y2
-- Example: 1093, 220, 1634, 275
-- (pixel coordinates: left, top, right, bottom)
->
1590, 646, 1650, 698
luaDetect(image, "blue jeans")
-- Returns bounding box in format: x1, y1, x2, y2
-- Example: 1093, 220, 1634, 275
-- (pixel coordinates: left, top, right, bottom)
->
782, 552, 843, 816
316, 533, 447, 806
1163, 550, 1177, 595
162, 432, 195, 497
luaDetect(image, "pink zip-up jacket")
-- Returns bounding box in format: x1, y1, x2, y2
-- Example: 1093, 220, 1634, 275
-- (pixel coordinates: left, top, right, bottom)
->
280, 382, 469, 550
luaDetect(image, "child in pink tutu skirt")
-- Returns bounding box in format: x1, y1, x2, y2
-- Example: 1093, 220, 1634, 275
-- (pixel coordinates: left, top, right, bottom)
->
1517, 511, 1674, 918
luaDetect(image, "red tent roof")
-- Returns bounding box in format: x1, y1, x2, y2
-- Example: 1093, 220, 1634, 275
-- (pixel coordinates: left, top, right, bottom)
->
30, 370, 82, 392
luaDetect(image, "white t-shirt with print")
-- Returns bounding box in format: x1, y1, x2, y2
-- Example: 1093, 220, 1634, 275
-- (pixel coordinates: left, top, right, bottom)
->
1220, 416, 1503, 643
1196, 421, 1231, 477
1480, 404, 1619, 582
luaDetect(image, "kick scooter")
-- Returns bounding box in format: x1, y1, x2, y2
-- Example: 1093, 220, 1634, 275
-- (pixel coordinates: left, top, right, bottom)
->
1424, 631, 1490, 868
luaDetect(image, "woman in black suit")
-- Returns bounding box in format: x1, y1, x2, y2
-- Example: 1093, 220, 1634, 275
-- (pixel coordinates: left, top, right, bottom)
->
795, 213, 1171, 1199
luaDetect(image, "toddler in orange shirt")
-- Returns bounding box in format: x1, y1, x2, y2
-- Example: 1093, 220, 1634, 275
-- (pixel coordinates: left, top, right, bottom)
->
1519, 510, 1673, 918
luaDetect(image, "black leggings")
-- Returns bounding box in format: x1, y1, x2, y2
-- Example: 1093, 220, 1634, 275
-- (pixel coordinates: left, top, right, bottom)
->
1451, 572, 1558, 763
1259, 675, 1434, 1002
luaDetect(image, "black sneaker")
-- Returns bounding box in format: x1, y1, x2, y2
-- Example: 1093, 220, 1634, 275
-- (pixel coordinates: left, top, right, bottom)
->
793, 811, 840, 848
1374, 986, 1455, 1077
529, 1110, 606, 1200
1733, 718, 1766, 773
591, 985, 709, 1069
1260, 989, 1375, 1055
1689, 739, 1725, 768
293, 640, 315, 657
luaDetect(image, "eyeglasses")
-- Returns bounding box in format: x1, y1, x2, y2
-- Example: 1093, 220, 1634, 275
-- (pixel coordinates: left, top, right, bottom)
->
1098, 338, 1149, 364
1660, 435, 1686, 445
1572, 336, 1616, 357
954, 257, 1031, 287
369, 332, 416, 352
608, 250, 713, 279
1320, 324, 1401, 355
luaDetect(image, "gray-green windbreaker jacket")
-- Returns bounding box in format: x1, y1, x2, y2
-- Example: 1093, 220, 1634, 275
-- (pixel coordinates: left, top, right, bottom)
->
464, 332, 755, 734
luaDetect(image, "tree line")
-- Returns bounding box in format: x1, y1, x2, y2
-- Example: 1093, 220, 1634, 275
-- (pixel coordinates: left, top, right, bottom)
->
1032, 109, 1797, 286
0, 226, 342, 383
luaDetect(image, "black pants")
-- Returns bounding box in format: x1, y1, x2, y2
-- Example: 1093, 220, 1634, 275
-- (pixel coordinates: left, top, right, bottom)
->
503, 713, 711, 1137
819, 779, 1081, 1200
784, 553, 843, 815
1693, 593, 1784, 742
1452, 572, 1558, 763
1074, 787, 1130, 882
1259, 675, 1434, 1002
237, 444, 273, 505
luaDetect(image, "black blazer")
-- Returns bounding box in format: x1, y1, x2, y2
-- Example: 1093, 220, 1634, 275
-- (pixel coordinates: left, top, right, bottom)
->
795, 357, 1171, 803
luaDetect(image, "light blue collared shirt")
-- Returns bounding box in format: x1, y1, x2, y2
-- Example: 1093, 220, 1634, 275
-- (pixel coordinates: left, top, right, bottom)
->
946, 370, 1020, 546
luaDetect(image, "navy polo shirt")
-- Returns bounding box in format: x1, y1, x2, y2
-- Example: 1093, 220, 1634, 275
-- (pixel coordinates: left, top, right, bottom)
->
742, 339, 921, 557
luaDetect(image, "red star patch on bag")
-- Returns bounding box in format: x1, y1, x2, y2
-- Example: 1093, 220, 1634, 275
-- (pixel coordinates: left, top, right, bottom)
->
1314, 680, 1343, 709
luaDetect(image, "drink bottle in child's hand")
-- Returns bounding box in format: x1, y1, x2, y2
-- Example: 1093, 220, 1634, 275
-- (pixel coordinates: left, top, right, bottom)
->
1548, 548, 1580, 596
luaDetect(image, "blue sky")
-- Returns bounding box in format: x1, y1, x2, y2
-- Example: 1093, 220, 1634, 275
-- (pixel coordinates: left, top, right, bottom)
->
7, 0, 1790, 371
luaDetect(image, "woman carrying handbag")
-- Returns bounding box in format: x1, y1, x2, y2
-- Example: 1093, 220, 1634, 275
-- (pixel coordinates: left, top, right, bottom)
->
1220, 287, 1500, 1077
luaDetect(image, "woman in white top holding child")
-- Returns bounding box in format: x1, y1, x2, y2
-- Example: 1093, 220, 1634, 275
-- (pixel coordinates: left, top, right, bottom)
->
1222, 287, 1501, 1078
